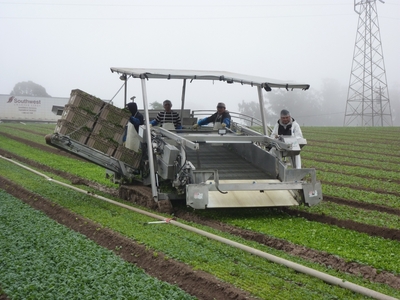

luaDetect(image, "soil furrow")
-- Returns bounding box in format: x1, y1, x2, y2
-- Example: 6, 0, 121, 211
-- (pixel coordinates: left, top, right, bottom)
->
283, 208, 400, 242
321, 180, 400, 197
323, 195, 400, 216
305, 155, 400, 176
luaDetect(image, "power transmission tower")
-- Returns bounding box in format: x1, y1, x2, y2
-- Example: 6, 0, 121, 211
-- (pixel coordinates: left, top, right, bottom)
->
344, 0, 392, 126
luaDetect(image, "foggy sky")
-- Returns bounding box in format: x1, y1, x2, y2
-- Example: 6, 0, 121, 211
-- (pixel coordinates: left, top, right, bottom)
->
1, 0, 399, 113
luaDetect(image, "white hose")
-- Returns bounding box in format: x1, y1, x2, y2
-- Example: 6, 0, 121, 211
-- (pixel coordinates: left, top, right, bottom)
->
1, 154, 397, 300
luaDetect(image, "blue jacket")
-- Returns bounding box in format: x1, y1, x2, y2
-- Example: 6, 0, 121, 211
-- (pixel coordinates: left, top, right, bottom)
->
123, 102, 144, 142
198, 111, 231, 128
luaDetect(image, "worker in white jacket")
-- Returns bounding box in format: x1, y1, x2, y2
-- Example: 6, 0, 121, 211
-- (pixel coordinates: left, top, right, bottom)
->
270, 109, 303, 168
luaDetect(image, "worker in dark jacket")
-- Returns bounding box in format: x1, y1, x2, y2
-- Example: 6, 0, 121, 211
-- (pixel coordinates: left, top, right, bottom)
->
193, 102, 231, 129
126, 102, 144, 132
122, 102, 144, 147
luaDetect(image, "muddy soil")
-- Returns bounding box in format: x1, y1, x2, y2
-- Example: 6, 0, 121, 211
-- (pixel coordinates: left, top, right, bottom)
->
1, 130, 400, 293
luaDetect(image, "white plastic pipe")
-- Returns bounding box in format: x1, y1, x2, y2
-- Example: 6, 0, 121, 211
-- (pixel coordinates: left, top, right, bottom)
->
1, 154, 397, 300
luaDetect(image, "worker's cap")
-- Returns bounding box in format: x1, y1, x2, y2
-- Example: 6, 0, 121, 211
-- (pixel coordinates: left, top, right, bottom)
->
130, 96, 136, 101
280, 109, 290, 116
217, 102, 226, 108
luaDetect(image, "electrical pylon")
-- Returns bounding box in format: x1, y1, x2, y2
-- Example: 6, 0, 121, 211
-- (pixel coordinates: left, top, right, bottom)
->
343, 0, 392, 126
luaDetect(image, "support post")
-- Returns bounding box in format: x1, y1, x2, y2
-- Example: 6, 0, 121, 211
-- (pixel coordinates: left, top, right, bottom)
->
180, 79, 187, 124
124, 75, 128, 107
257, 86, 268, 135
141, 78, 158, 200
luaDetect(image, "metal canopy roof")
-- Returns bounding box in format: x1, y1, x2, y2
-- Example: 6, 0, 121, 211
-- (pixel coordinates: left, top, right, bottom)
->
110, 67, 310, 91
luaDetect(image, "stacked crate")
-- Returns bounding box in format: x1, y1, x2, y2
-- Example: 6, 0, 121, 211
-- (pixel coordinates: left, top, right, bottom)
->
55, 90, 103, 144
101, 104, 143, 168
87, 103, 131, 155
68, 89, 104, 114
113, 145, 142, 169
55, 89, 142, 169
99, 104, 131, 127
55, 119, 92, 144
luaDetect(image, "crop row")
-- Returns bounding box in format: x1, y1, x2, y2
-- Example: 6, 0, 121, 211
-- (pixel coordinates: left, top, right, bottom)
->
0, 134, 113, 187
196, 206, 400, 275
303, 127, 400, 142
304, 133, 400, 147
306, 141, 398, 158
0, 123, 56, 135
1, 158, 387, 299
302, 148, 400, 169
292, 201, 400, 229
313, 170, 400, 195
321, 184, 400, 209
1, 190, 196, 300
304, 126, 400, 134
304, 160, 400, 188
0, 124, 52, 144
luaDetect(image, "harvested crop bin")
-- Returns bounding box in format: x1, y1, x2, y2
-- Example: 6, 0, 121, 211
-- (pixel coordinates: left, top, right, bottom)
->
54, 119, 91, 144
68, 89, 105, 114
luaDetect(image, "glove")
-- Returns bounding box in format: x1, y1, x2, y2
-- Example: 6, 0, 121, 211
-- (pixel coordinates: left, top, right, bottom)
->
221, 123, 226, 128
193, 124, 199, 129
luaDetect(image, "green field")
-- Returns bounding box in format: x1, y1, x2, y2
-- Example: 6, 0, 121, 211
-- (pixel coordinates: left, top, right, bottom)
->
1, 123, 400, 299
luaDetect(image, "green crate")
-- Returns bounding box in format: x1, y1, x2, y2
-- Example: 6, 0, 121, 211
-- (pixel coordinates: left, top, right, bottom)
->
86, 134, 118, 156
68, 89, 105, 114
60, 105, 96, 129
99, 104, 131, 127
54, 120, 91, 144
113, 145, 142, 169
92, 119, 125, 144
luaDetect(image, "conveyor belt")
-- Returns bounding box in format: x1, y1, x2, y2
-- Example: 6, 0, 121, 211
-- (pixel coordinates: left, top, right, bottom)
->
185, 143, 269, 180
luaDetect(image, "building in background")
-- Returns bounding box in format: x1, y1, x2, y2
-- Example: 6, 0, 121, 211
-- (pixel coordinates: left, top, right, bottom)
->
0, 94, 69, 122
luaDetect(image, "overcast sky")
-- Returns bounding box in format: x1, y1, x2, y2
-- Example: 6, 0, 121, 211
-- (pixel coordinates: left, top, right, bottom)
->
1, 0, 399, 112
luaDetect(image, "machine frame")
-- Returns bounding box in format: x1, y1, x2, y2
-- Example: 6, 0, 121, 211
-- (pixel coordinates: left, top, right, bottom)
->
47, 68, 322, 209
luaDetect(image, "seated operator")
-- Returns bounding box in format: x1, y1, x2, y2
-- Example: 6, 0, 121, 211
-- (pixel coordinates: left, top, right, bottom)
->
193, 102, 231, 129
150, 100, 182, 129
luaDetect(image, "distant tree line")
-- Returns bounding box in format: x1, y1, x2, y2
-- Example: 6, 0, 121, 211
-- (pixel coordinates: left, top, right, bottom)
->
10, 81, 51, 97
